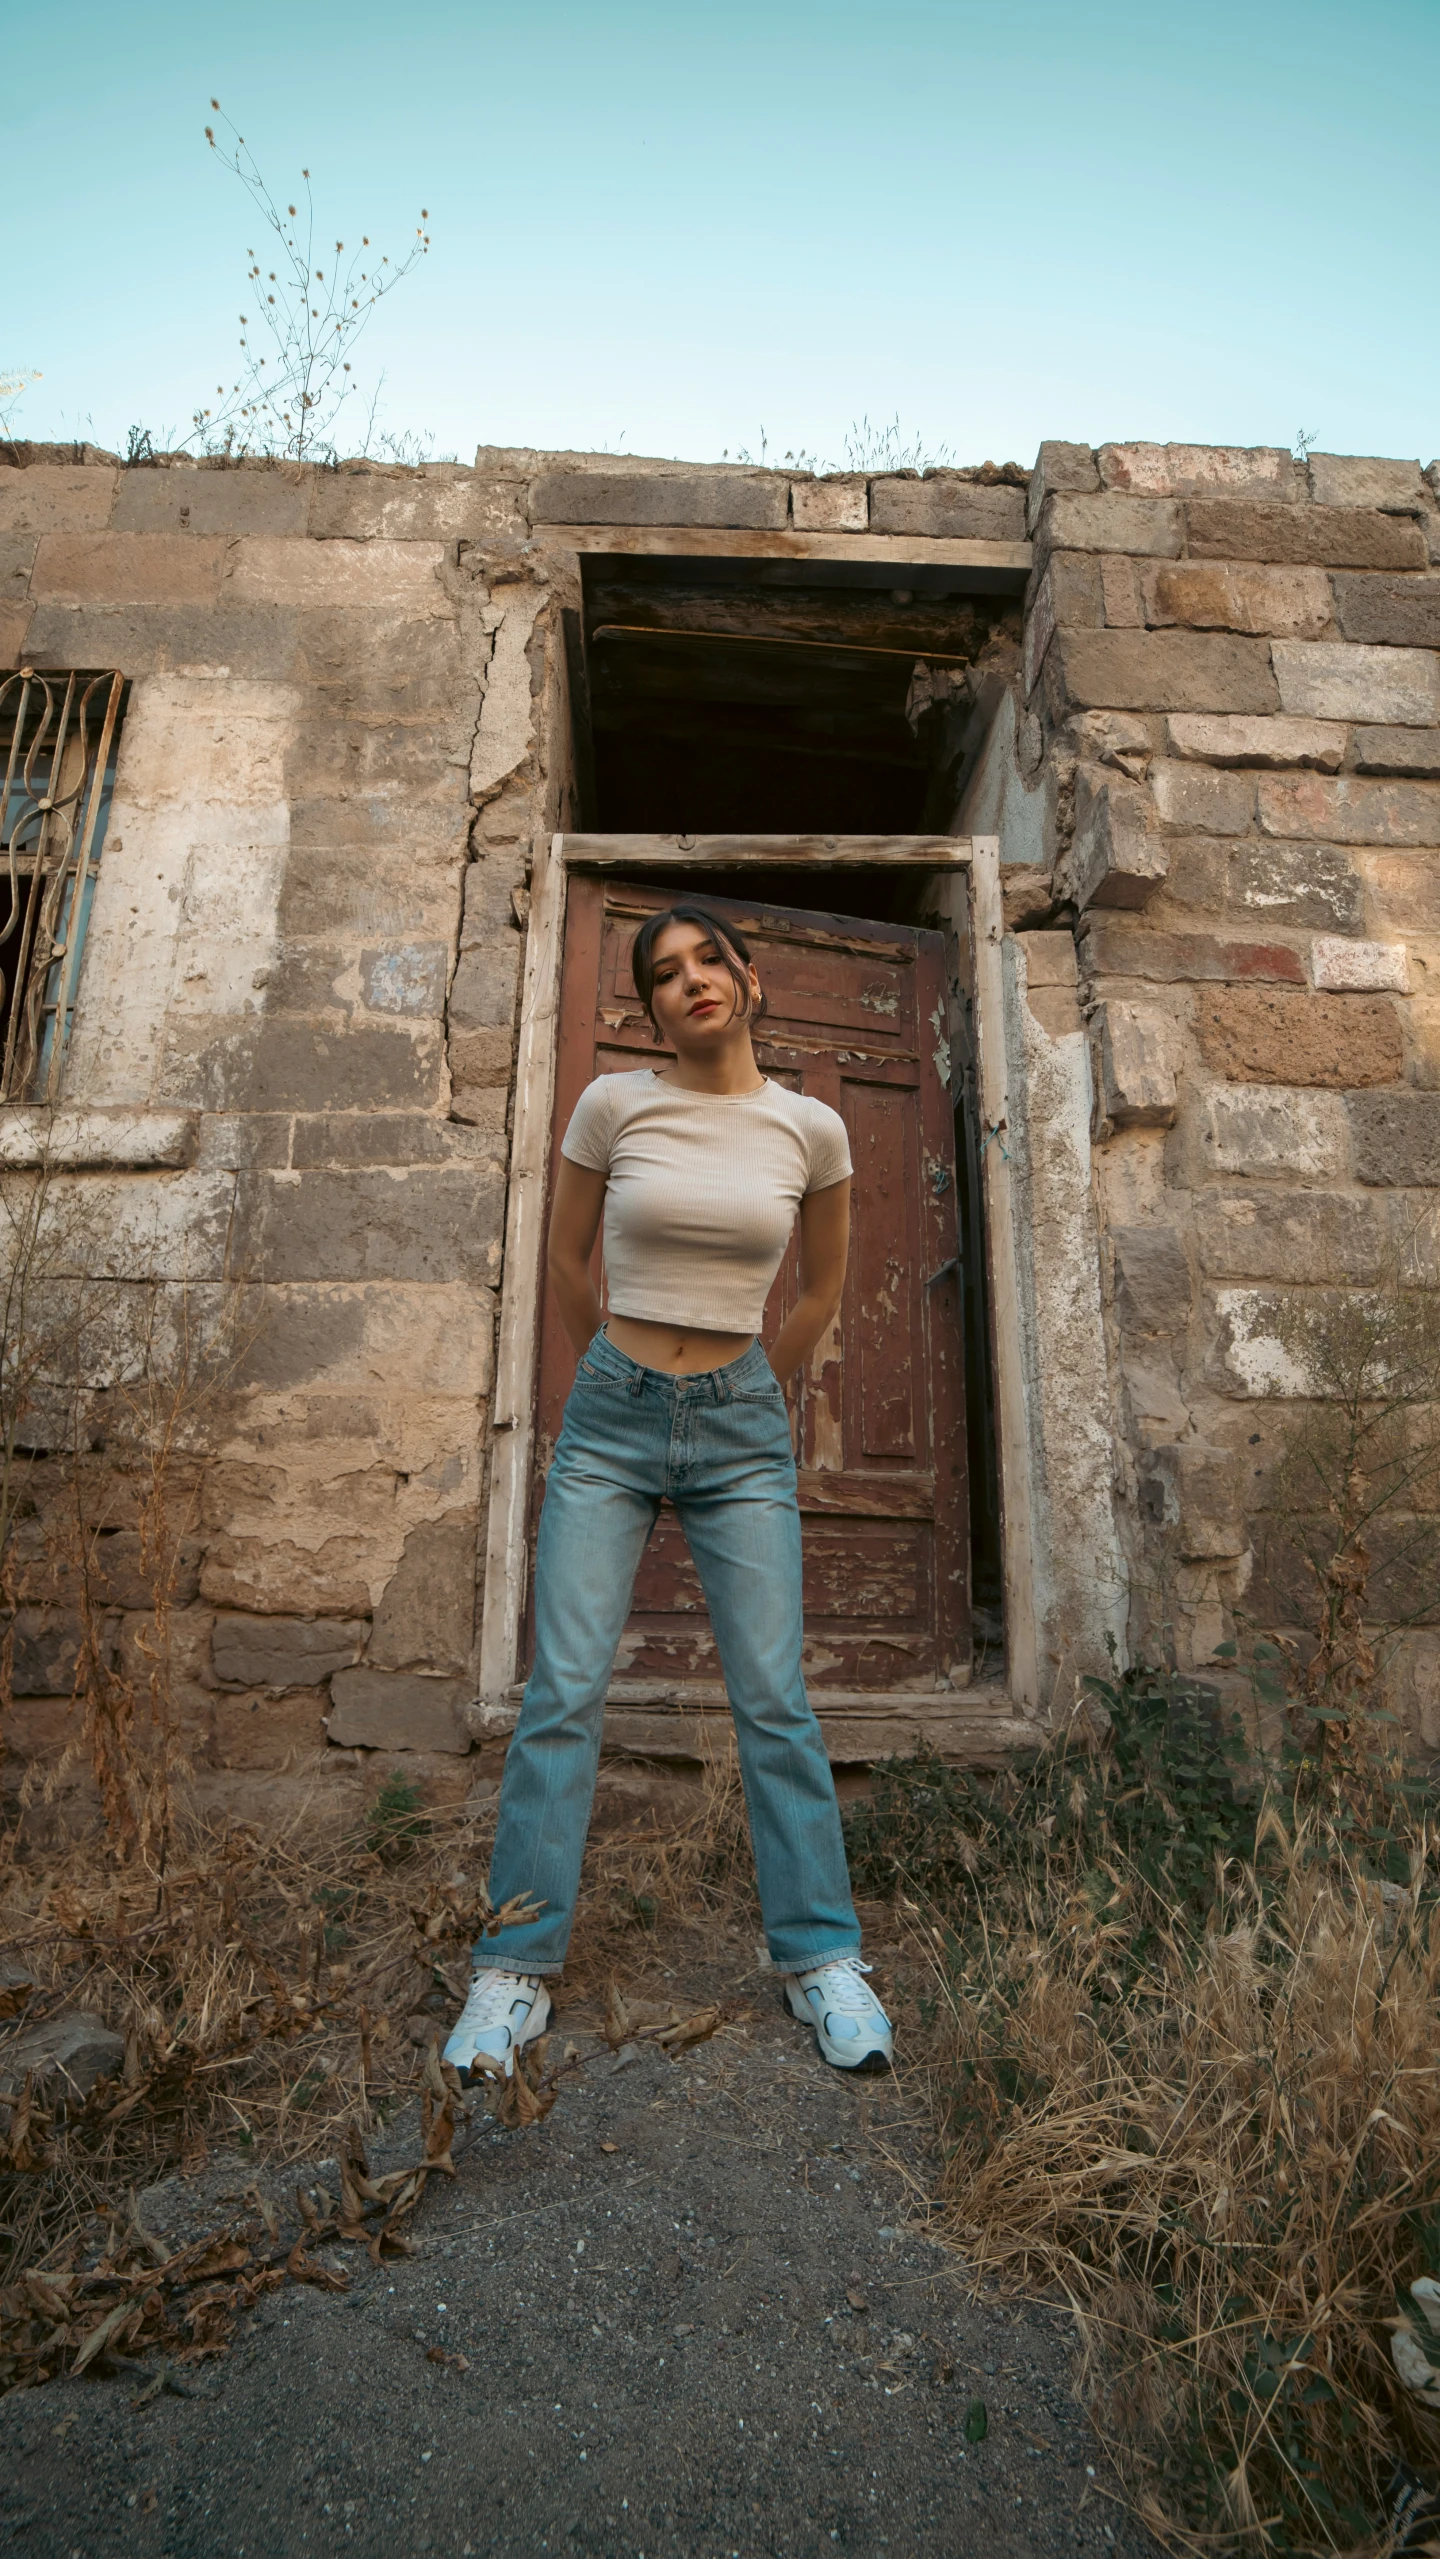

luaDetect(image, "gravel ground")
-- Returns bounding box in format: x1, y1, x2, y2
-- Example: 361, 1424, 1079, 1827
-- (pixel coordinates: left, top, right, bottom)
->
0, 1952, 1158, 2559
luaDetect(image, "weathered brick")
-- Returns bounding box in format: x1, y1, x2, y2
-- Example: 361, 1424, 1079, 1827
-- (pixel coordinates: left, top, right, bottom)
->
1354, 726, 1440, 777
1310, 936, 1409, 993
1272, 639, 1440, 725
1035, 492, 1182, 559
226, 537, 451, 613
1332, 575, 1440, 649
1099, 443, 1293, 499
1349, 1092, 1440, 1185
1051, 629, 1279, 714
1094, 1002, 1177, 1126
1025, 442, 1098, 532
1065, 765, 1167, 909
212, 1614, 366, 1688
1082, 922, 1306, 983
233, 1282, 492, 1401
0, 465, 118, 534
289, 1114, 501, 1169
448, 1026, 513, 1088
1023, 553, 1103, 692
790, 476, 867, 533
1165, 713, 1344, 771
308, 466, 527, 543
31, 531, 227, 604
1257, 772, 1440, 847
200, 1535, 374, 1617
1194, 1189, 1392, 1283
1189, 1084, 1351, 1182
230, 1164, 505, 1285
1222, 844, 1365, 936
1142, 561, 1331, 639
1015, 931, 1078, 988
368, 1515, 477, 1674
1112, 1224, 1191, 1328
1150, 761, 1256, 834
1307, 454, 1427, 512
1194, 987, 1402, 1087
112, 465, 309, 536
326, 1668, 470, 1753
1185, 500, 1425, 569
159, 1019, 446, 1115
869, 478, 1025, 540
530, 467, 789, 531
1364, 853, 1440, 939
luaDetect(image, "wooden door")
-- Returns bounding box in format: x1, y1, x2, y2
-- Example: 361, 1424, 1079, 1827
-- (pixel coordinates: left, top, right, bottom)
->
531, 875, 969, 1693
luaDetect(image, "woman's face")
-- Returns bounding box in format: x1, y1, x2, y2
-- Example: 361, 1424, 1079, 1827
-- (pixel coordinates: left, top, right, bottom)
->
645, 919, 762, 1053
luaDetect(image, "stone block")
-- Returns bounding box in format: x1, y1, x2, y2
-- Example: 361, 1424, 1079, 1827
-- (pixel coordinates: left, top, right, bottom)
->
1094, 1001, 1177, 1126
448, 1025, 514, 1088
1084, 922, 1307, 984
1307, 454, 1426, 512
212, 1613, 366, 1688
450, 1087, 511, 1134
1138, 1442, 1245, 1556
0, 1109, 197, 1169
83, 1530, 202, 1612
1035, 493, 1182, 559
160, 1018, 446, 1116
1112, 1224, 1191, 1329
1184, 501, 1426, 570
869, 478, 1026, 540
1015, 931, 1078, 987
201, 1535, 374, 1617
1052, 629, 1279, 715
1165, 713, 1344, 771
230, 1164, 506, 1286
1257, 773, 1440, 847
1205, 1288, 1314, 1398
209, 1687, 327, 1771
1099, 443, 1294, 500
0, 2011, 125, 2104
9, 1609, 86, 1696
1189, 1083, 1350, 1181
790, 476, 868, 532
1025, 983, 1084, 1038
1349, 1092, 1440, 1186
0, 535, 36, 604
361, 944, 449, 1019
1272, 639, 1440, 725
1354, 726, 1440, 777
0, 601, 31, 666
1150, 761, 1256, 834
0, 466, 117, 534
232, 1281, 492, 1401
1025, 442, 1098, 532
1066, 764, 1167, 909
21, 600, 300, 679
1193, 1189, 1390, 1284
1001, 866, 1057, 930
1310, 936, 1410, 993
1142, 560, 1332, 640
327, 1668, 471, 1753
290, 1113, 501, 1169
1194, 988, 1402, 1088
226, 537, 451, 613
529, 467, 789, 531
31, 530, 228, 604
1332, 575, 1440, 649
308, 466, 527, 543
1100, 555, 1144, 626
1024, 555, 1103, 693
1364, 853, 1440, 938
1221, 845, 1365, 937
367, 1515, 477, 1674
112, 465, 310, 536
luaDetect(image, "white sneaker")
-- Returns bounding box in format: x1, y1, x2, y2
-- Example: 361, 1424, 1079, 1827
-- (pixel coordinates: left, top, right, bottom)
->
442, 1969, 552, 2079
782, 1957, 893, 2072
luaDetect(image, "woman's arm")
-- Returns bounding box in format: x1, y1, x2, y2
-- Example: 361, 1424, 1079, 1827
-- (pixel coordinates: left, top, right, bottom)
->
546, 1157, 609, 1356
767, 1178, 851, 1381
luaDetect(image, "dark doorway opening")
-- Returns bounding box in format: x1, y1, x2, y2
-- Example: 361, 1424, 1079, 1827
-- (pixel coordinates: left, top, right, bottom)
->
566, 552, 1021, 1659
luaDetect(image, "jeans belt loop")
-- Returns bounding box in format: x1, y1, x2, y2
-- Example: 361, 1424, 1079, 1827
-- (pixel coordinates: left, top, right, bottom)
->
628, 1366, 645, 1397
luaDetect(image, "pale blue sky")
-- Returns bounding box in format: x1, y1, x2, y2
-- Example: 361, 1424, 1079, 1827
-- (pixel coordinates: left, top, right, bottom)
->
8, 0, 1437, 469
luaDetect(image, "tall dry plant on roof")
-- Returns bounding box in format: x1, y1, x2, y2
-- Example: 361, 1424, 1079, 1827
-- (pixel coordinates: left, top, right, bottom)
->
196, 100, 430, 462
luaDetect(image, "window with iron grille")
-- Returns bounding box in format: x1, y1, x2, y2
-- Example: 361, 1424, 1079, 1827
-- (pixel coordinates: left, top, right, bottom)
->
0, 668, 126, 1103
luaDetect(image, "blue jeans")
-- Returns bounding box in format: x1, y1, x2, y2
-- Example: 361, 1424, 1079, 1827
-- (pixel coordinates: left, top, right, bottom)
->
475, 1330, 861, 1978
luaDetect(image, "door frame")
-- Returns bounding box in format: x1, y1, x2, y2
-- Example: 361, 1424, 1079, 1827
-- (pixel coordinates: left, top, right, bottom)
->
475, 831, 1039, 1723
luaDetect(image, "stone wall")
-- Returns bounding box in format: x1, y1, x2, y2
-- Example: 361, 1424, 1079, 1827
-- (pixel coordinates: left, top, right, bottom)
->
963, 437, 1440, 1740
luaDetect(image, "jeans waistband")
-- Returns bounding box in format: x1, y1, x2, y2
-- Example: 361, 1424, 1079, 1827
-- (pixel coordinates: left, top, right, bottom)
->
585, 1328, 772, 1402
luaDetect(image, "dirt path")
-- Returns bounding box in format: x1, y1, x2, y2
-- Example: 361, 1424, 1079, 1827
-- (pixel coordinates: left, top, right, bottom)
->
1, 1950, 1157, 2559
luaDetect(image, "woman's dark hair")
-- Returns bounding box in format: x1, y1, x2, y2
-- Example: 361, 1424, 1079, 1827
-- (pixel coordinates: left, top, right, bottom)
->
630, 902, 767, 1042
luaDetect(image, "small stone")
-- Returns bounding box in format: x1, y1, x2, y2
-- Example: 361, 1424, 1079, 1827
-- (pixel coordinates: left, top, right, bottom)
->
1310, 936, 1410, 993
0, 2010, 125, 2102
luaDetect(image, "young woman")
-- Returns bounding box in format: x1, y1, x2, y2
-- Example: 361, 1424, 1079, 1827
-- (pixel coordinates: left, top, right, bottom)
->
444, 902, 893, 2081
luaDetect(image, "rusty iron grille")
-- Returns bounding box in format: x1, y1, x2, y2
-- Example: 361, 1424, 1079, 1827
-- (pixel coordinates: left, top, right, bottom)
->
0, 667, 125, 1102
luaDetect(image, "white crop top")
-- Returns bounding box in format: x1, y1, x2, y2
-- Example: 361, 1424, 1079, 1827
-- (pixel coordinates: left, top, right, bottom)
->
560, 1070, 853, 1334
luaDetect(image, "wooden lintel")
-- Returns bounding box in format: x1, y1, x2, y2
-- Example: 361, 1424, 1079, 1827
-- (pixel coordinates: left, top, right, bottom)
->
533, 524, 1032, 581
561, 833, 972, 871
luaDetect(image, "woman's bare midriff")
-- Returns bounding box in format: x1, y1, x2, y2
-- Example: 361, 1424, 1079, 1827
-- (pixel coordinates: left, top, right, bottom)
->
604, 1313, 757, 1377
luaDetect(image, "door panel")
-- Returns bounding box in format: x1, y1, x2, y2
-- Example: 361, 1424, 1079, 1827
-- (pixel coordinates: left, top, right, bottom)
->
531, 874, 969, 1692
